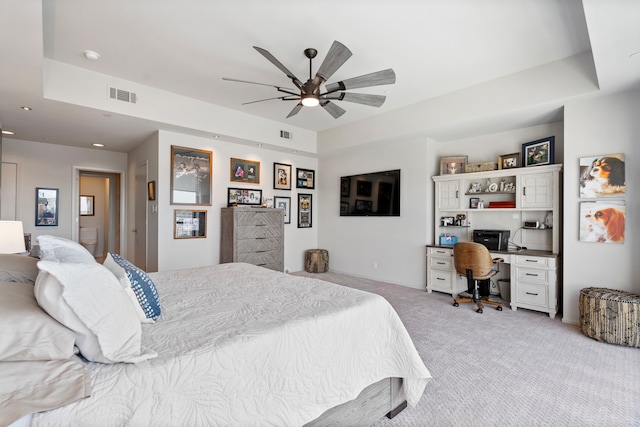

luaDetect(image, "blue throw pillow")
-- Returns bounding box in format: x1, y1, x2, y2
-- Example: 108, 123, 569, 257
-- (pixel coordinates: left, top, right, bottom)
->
109, 253, 161, 322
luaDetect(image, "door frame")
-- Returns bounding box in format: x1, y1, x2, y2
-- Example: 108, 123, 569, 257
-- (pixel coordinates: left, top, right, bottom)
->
72, 166, 127, 258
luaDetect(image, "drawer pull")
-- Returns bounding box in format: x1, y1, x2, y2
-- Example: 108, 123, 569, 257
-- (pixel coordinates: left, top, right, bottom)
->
525, 273, 539, 277
525, 259, 539, 263
436, 250, 446, 254
526, 292, 539, 296
436, 261, 446, 265
257, 263, 267, 266
437, 278, 446, 281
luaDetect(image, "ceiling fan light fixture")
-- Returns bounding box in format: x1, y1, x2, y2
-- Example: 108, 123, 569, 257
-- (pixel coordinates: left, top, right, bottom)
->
301, 95, 319, 107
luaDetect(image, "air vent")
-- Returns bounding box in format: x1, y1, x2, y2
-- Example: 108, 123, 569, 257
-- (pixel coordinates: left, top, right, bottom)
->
108, 87, 137, 104
280, 130, 292, 140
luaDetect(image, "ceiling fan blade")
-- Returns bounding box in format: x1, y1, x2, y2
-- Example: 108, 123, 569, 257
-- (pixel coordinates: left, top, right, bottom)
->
315, 41, 352, 83
324, 92, 386, 108
320, 100, 346, 119
325, 68, 396, 93
253, 46, 303, 88
222, 77, 297, 92
242, 96, 288, 105
286, 104, 303, 118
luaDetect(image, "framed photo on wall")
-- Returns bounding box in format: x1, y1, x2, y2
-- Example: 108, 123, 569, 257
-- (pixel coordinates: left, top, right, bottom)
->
274, 196, 291, 224
36, 187, 59, 226
273, 162, 292, 190
440, 156, 468, 175
227, 187, 262, 206
579, 201, 625, 244
80, 195, 94, 216
579, 154, 625, 198
174, 209, 207, 239
298, 193, 312, 228
230, 158, 260, 184
171, 145, 212, 205
522, 136, 554, 167
296, 168, 315, 189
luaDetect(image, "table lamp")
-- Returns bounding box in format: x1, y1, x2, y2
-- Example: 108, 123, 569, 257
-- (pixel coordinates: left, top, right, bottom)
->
0, 220, 26, 254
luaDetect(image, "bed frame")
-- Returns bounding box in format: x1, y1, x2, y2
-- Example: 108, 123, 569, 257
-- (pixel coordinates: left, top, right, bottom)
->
305, 377, 406, 426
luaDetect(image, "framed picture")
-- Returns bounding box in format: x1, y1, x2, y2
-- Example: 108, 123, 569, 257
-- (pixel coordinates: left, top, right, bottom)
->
355, 199, 373, 213
273, 162, 292, 190
174, 209, 207, 239
171, 145, 212, 205
579, 201, 625, 244
498, 152, 520, 169
340, 202, 349, 215
469, 197, 480, 209
227, 187, 262, 206
274, 196, 291, 224
340, 176, 350, 197
356, 180, 372, 197
147, 181, 156, 201
230, 158, 260, 184
298, 193, 312, 228
522, 136, 554, 167
296, 168, 315, 189
579, 154, 625, 198
36, 187, 59, 226
80, 195, 94, 216
440, 156, 468, 175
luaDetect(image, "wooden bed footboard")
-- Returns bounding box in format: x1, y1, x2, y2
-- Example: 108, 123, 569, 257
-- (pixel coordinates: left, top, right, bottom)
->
304, 377, 406, 427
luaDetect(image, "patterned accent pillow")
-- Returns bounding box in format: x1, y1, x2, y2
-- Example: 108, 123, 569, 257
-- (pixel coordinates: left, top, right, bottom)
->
107, 253, 161, 322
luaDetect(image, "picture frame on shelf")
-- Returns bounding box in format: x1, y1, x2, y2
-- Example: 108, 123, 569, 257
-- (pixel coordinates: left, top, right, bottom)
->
273, 162, 292, 190
469, 197, 480, 209
36, 187, 59, 226
174, 209, 207, 239
171, 145, 212, 205
579, 154, 625, 198
298, 193, 312, 228
274, 196, 291, 224
296, 168, 315, 189
440, 156, 468, 175
80, 195, 94, 216
498, 152, 521, 169
522, 136, 554, 167
230, 158, 260, 184
227, 187, 263, 206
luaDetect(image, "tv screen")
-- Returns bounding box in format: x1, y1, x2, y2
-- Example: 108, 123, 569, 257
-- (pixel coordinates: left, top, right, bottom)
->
340, 169, 400, 216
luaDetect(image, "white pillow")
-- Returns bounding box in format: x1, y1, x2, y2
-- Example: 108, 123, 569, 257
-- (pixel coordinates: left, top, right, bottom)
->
37, 235, 96, 264
35, 261, 157, 364
103, 253, 151, 324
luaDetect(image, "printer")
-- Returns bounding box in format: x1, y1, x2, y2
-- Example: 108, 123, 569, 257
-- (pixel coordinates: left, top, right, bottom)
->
473, 229, 511, 251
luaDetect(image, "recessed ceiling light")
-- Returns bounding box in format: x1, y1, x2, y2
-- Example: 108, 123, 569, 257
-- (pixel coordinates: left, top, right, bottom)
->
1, 130, 15, 135
20, 106, 32, 111
257, 143, 263, 147
291, 150, 298, 154
212, 135, 219, 139
84, 50, 100, 61
92, 143, 105, 148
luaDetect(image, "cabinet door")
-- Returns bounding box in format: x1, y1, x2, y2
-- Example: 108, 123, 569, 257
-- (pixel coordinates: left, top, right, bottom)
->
438, 181, 460, 209
521, 172, 553, 208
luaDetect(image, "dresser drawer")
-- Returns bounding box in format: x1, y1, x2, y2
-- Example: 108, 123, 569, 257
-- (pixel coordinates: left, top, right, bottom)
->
516, 267, 550, 284
429, 269, 452, 291
237, 250, 282, 267
237, 224, 281, 239
236, 210, 281, 226
516, 282, 548, 307
429, 256, 453, 270
236, 238, 280, 254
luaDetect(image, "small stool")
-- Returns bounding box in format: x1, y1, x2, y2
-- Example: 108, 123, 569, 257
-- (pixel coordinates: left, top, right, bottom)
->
304, 249, 329, 273
579, 287, 640, 348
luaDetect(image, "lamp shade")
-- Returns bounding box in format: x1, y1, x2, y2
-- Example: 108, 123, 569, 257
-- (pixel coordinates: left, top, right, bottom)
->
0, 221, 26, 254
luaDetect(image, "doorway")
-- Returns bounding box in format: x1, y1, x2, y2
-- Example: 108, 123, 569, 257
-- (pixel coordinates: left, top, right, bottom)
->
74, 168, 125, 260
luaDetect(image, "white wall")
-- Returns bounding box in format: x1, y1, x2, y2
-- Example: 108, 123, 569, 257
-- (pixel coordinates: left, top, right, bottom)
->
563, 89, 639, 324
1, 138, 127, 246
151, 130, 318, 272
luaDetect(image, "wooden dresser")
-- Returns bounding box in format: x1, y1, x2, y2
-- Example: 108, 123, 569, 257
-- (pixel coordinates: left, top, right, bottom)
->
220, 207, 284, 272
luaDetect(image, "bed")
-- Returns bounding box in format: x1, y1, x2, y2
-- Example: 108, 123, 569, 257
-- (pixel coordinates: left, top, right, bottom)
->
1, 236, 431, 426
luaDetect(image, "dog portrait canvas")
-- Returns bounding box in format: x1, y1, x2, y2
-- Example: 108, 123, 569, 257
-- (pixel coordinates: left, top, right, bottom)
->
579, 154, 625, 198
579, 201, 625, 244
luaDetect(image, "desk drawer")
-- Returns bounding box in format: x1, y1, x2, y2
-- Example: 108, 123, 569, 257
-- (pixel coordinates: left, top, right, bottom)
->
429, 256, 453, 270
428, 247, 453, 257
514, 256, 554, 268
429, 270, 452, 291
516, 282, 548, 307
516, 267, 549, 284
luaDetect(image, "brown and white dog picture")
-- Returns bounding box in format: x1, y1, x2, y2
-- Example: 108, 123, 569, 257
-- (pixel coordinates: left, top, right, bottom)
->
579, 154, 625, 198
579, 201, 625, 244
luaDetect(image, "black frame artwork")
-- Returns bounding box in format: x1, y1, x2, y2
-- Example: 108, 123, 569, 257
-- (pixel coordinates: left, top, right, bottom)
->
36, 187, 59, 226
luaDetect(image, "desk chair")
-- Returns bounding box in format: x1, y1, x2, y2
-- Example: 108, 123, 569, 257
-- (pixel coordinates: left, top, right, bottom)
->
452, 242, 503, 314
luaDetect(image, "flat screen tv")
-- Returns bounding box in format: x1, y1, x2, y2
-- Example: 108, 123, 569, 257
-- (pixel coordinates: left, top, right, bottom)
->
340, 169, 400, 216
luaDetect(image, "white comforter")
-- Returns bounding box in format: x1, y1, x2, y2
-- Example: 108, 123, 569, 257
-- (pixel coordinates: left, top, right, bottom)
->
31, 263, 431, 426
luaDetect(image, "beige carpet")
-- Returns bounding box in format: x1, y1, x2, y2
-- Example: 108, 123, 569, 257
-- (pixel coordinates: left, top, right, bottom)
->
292, 270, 640, 427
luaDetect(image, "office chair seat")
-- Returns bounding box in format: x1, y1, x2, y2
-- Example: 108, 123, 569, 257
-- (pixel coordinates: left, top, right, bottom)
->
452, 242, 503, 313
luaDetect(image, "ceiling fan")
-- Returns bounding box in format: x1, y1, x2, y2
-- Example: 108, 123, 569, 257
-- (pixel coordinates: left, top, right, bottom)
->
223, 40, 396, 119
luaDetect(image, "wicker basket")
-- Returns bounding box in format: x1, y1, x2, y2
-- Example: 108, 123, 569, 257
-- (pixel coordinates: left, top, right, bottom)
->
579, 287, 640, 348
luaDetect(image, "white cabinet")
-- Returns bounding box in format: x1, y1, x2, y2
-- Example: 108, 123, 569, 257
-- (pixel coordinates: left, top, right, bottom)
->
437, 181, 461, 210
511, 254, 558, 318
426, 247, 465, 294
520, 172, 554, 209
